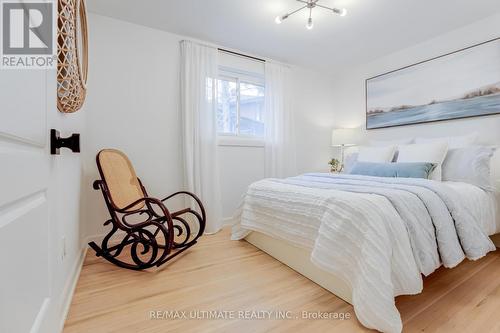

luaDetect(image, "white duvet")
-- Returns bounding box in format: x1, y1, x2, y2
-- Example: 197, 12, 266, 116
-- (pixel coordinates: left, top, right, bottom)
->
231, 173, 497, 333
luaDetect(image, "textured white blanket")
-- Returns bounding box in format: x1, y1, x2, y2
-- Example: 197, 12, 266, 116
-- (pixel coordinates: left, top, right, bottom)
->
231, 173, 496, 333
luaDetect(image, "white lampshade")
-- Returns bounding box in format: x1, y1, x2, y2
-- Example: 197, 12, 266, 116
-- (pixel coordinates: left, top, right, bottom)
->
331, 128, 362, 147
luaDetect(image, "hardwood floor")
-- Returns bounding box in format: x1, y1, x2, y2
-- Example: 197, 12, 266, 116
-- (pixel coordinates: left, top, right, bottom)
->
64, 228, 500, 333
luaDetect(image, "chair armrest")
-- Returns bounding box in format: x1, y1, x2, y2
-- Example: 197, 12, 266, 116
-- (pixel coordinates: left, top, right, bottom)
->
115, 197, 174, 229
118, 197, 169, 214
161, 191, 206, 223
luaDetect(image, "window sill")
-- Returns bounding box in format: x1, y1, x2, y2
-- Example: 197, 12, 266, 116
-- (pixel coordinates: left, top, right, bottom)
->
217, 136, 265, 148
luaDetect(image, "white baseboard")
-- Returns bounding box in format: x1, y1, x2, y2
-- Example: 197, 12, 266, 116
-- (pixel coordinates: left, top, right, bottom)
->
30, 298, 51, 333
57, 246, 88, 333
222, 217, 234, 226
202, 217, 235, 235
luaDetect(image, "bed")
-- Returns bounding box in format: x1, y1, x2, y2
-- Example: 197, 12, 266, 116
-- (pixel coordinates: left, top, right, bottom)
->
231, 171, 500, 333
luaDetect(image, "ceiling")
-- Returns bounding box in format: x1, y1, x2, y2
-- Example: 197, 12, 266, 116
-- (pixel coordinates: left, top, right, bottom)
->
86, 0, 500, 72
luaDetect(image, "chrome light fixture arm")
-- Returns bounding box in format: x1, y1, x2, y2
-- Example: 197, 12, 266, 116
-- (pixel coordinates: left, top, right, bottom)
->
275, 0, 347, 29
276, 4, 308, 23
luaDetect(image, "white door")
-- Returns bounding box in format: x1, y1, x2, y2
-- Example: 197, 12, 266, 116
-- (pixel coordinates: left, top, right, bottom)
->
0, 69, 52, 331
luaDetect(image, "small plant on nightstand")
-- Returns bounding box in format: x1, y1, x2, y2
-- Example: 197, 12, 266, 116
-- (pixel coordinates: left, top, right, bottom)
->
328, 158, 342, 173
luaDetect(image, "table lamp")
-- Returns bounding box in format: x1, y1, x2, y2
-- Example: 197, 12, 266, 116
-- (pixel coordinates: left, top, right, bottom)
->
331, 128, 362, 170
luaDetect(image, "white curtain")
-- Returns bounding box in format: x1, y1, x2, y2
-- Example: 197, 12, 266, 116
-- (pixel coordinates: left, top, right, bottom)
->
180, 40, 223, 234
264, 61, 297, 178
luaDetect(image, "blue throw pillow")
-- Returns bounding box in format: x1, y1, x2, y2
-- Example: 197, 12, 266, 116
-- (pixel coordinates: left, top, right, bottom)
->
349, 162, 436, 179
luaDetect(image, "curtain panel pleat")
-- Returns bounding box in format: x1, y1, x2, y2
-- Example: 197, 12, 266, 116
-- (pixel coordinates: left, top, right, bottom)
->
264, 62, 297, 178
180, 40, 223, 234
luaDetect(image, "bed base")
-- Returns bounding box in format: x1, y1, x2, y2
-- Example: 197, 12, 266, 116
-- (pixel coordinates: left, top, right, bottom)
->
245, 232, 500, 306
491, 233, 500, 247
245, 231, 353, 304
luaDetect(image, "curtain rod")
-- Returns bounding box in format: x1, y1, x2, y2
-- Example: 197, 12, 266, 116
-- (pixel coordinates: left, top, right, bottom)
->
218, 48, 266, 63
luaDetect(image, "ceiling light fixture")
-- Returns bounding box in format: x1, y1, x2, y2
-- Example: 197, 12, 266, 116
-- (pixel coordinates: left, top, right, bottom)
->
275, 0, 347, 30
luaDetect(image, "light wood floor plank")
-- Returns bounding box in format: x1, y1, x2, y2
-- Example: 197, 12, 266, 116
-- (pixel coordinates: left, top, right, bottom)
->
403, 253, 500, 332
64, 228, 500, 333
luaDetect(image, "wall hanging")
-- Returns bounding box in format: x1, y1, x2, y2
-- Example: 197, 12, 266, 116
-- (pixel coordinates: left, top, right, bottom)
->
366, 37, 500, 130
57, 0, 88, 113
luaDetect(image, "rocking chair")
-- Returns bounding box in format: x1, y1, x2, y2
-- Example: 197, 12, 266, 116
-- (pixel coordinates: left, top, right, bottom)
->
88, 149, 206, 270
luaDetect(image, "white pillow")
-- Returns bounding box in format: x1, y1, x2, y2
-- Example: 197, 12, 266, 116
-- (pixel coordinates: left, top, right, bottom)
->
397, 142, 449, 181
370, 138, 415, 162
370, 138, 414, 146
343, 152, 359, 173
442, 146, 497, 191
358, 146, 396, 163
415, 133, 477, 149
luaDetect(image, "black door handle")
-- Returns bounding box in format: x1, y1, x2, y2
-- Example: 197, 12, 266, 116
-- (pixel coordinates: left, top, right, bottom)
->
50, 129, 80, 155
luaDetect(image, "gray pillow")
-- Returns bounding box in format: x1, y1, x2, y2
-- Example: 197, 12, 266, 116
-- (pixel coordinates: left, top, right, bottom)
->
442, 146, 496, 191
350, 162, 436, 179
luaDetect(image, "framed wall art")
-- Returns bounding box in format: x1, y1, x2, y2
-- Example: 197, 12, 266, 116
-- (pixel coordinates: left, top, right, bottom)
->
366, 37, 500, 130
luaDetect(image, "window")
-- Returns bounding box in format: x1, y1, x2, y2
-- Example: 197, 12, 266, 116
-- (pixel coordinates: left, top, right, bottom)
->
216, 77, 238, 135
239, 82, 265, 137
216, 70, 265, 138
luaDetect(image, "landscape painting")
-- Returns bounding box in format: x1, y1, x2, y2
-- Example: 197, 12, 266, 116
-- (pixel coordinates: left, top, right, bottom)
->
366, 38, 500, 129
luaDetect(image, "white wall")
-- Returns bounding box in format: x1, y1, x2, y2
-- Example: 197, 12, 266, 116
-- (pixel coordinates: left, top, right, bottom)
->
293, 67, 337, 173
330, 13, 500, 145
43, 79, 87, 333
83, 14, 184, 238
83, 13, 336, 237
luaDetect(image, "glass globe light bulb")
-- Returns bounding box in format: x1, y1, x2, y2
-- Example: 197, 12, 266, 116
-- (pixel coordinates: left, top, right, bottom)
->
306, 17, 314, 30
